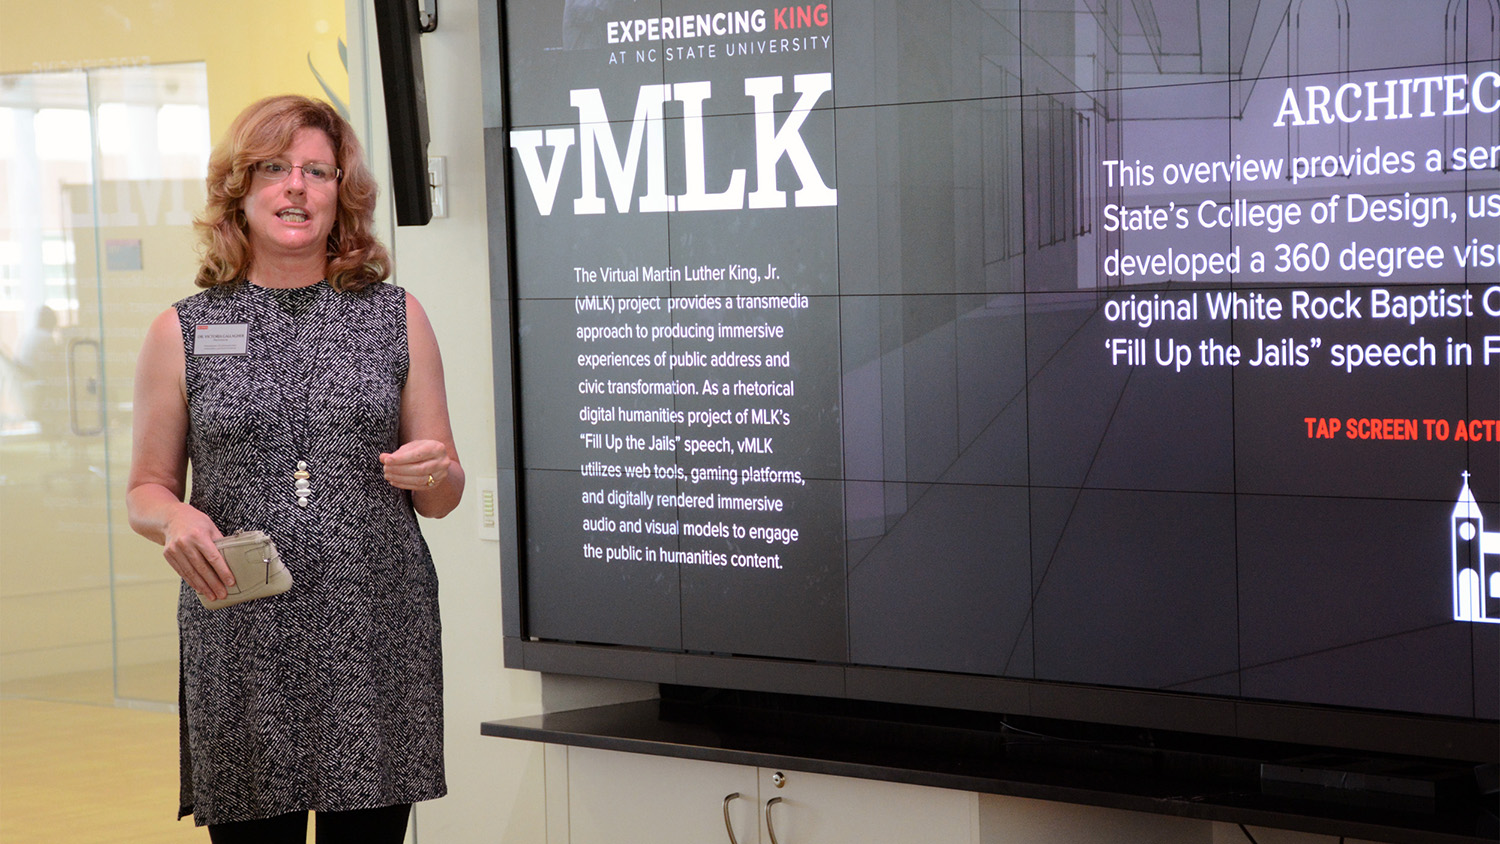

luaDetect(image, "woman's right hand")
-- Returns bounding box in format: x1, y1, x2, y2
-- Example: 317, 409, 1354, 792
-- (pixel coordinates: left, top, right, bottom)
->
126, 307, 236, 602
161, 502, 233, 601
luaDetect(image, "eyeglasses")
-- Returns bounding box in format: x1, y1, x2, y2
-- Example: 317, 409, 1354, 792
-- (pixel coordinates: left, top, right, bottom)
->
252, 160, 342, 185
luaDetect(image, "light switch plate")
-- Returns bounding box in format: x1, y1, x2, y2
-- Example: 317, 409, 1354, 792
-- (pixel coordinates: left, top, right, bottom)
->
427, 156, 448, 218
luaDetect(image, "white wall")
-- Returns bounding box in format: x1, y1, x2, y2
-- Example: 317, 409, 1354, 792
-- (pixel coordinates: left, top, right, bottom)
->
362, 0, 540, 839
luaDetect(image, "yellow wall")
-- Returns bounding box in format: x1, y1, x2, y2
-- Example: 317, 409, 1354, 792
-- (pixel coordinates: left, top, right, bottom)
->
0, 0, 349, 138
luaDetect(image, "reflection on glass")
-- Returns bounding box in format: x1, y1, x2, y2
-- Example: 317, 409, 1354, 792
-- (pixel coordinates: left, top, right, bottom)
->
0, 64, 210, 706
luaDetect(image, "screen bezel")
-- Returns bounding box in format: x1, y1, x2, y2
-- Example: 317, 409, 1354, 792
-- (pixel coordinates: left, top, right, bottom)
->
482, 0, 1500, 767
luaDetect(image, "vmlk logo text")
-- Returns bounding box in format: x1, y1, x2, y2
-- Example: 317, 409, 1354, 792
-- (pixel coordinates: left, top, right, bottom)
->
510, 73, 837, 216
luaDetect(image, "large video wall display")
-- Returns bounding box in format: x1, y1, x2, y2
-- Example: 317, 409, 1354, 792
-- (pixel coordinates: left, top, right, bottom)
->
499, 0, 1499, 735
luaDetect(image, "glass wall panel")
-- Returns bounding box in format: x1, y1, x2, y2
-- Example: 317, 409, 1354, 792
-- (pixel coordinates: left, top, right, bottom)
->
0, 1, 353, 711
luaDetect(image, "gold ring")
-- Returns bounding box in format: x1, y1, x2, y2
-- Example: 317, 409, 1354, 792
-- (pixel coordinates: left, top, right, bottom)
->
426, 474, 436, 487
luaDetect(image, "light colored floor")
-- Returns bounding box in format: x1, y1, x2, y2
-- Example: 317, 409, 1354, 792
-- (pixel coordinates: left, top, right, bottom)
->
0, 696, 202, 843
0, 668, 353, 843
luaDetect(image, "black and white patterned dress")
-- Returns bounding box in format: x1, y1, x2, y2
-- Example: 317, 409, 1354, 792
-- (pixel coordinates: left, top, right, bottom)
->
174, 280, 444, 826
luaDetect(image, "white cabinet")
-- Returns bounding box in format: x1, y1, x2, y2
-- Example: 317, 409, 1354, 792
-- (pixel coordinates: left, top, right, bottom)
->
559, 746, 758, 844
755, 767, 977, 844
541, 744, 1398, 844
549, 745, 978, 844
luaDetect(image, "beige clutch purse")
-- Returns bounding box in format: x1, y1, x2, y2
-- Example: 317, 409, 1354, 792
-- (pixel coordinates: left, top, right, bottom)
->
201, 530, 293, 610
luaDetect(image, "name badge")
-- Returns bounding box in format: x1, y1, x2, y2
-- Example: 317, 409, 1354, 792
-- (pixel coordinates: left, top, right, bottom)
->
193, 324, 249, 355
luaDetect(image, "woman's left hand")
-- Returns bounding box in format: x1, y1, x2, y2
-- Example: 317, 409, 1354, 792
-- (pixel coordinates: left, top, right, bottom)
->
380, 439, 452, 491
389, 291, 464, 518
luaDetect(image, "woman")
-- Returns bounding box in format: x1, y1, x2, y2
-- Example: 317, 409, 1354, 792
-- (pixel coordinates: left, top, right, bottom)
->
126, 94, 462, 843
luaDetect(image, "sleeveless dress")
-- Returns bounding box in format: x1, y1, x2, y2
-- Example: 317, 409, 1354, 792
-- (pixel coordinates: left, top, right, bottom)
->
173, 280, 445, 826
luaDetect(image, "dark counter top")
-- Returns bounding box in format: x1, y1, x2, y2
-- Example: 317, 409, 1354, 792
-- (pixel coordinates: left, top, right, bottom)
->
482, 694, 1497, 844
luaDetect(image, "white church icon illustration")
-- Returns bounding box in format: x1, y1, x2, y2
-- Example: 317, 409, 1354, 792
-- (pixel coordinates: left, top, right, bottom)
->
1452, 472, 1500, 624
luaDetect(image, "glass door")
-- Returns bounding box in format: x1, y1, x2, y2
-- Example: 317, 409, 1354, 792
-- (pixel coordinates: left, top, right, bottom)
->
0, 63, 211, 707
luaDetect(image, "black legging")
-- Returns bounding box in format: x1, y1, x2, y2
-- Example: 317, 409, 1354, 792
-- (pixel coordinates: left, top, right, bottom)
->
207, 803, 412, 844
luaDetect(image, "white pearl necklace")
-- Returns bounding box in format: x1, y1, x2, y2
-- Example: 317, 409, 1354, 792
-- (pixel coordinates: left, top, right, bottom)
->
294, 460, 312, 507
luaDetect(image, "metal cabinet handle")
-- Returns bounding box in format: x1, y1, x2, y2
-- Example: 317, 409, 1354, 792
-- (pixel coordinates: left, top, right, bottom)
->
765, 796, 784, 844
722, 792, 744, 844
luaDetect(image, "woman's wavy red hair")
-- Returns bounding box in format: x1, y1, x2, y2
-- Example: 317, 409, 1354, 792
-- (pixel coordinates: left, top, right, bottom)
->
194, 95, 390, 292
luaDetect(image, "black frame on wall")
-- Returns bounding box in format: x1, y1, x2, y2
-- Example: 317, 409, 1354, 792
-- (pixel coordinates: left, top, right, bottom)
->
481, 0, 1500, 779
